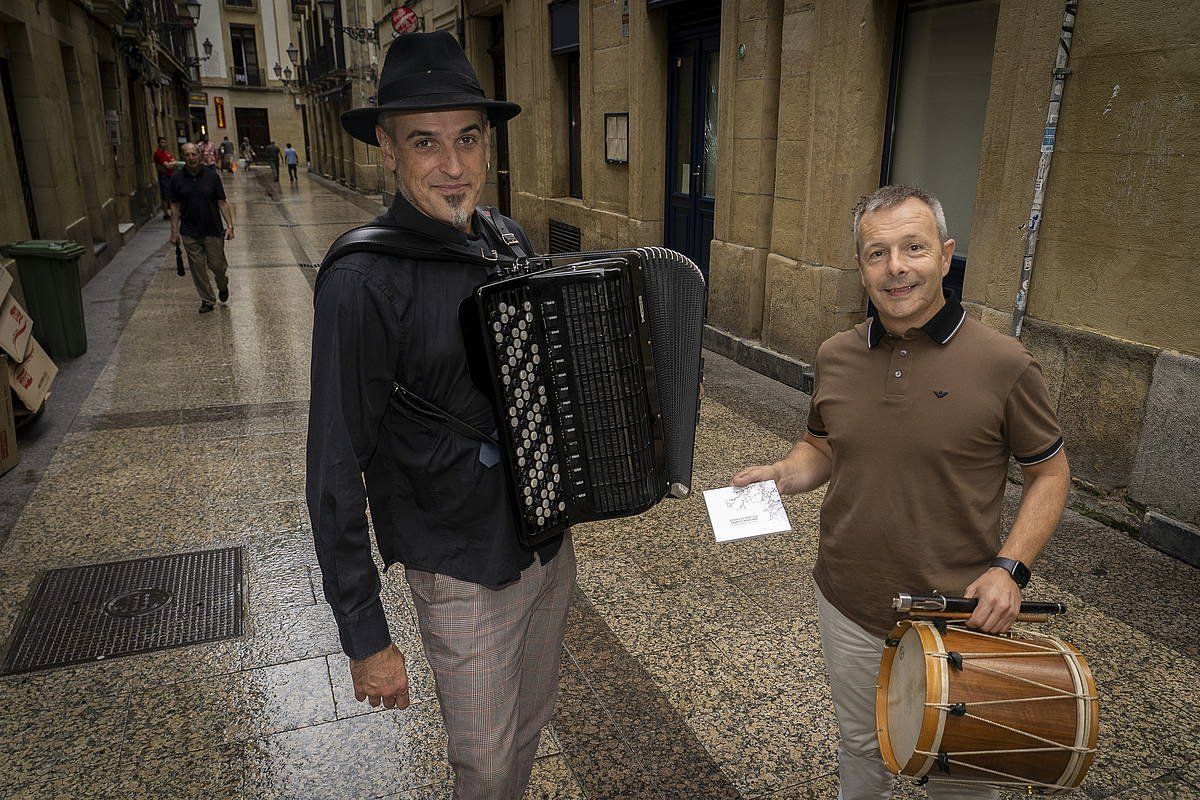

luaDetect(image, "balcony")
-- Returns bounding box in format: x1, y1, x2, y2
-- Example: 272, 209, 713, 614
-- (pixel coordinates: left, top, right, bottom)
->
225, 0, 255, 8
231, 65, 266, 87
305, 42, 345, 84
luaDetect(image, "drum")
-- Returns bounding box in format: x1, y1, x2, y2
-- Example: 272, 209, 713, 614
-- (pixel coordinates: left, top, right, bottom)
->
876, 620, 1099, 794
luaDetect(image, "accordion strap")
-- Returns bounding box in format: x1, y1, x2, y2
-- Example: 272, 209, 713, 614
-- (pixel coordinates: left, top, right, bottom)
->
318, 224, 507, 449
390, 382, 499, 448
477, 207, 528, 259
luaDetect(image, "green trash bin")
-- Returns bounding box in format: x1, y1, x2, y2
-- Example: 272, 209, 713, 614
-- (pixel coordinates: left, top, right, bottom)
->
0, 239, 88, 359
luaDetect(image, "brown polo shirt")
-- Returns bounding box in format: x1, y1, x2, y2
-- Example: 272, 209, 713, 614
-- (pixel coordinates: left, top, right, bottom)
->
806, 299, 1063, 637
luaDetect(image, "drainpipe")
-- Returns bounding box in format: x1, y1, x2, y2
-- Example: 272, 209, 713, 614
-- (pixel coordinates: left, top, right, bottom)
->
1011, 0, 1077, 338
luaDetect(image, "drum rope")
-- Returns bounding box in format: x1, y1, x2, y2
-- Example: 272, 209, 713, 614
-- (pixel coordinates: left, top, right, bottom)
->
940, 662, 1094, 695
927, 708, 1095, 753
928, 693, 1093, 709
910, 752, 1079, 791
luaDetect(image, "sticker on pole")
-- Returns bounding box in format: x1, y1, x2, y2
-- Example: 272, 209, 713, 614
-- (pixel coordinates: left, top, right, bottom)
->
391, 7, 419, 36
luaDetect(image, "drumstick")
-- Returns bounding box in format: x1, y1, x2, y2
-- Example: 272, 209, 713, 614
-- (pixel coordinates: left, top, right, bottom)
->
906, 610, 1054, 624
893, 593, 1067, 616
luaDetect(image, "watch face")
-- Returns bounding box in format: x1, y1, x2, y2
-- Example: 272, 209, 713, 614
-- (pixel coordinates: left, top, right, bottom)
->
1012, 562, 1031, 588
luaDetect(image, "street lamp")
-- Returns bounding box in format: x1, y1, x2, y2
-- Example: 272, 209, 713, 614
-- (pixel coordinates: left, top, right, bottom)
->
180, 0, 201, 22
317, 0, 378, 44
185, 37, 213, 66
286, 42, 300, 66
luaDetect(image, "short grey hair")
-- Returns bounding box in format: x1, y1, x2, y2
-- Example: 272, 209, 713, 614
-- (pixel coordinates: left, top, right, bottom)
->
852, 185, 949, 254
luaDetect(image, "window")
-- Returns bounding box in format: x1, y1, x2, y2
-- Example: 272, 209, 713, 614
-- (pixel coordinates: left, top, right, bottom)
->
882, 0, 1000, 291
550, 0, 582, 199
567, 53, 581, 198
230, 25, 263, 87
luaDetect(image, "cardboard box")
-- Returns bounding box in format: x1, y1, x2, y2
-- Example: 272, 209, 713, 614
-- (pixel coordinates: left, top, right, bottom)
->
10, 337, 56, 412
0, 292, 32, 363
0, 356, 18, 476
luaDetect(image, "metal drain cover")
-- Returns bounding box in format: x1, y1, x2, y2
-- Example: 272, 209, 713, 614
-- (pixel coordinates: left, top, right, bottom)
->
1, 548, 244, 675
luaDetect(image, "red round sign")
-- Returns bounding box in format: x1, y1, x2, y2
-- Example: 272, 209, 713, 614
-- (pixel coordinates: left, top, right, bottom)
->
390, 6, 419, 35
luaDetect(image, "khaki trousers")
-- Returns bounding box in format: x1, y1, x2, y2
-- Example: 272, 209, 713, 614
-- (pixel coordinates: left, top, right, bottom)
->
182, 235, 229, 305
816, 585, 999, 800
405, 535, 576, 800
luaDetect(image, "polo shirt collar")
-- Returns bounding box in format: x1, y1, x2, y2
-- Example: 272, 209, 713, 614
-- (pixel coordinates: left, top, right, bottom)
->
866, 292, 967, 349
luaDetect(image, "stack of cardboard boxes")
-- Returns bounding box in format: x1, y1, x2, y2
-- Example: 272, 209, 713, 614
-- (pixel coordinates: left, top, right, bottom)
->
0, 266, 60, 475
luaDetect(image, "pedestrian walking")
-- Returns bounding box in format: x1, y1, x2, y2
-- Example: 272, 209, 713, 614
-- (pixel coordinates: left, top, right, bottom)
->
240, 137, 255, 171
263, 140, 281, 182
219, 136, 235, 171
198, 135, 218, 170
153, 136, 177, 220
284, 143, 299, 182
732, 185, 1070, 800
306, 31, 567, 800
169, 142, 235, 314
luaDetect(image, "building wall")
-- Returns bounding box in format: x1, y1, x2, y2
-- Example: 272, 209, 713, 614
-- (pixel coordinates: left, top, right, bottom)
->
502, 0, 1200, 535
0, 0, 161, 288
196, 0, 306, 171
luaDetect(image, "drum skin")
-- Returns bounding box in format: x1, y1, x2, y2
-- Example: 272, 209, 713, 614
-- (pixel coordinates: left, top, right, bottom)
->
876, 620, 1099, 794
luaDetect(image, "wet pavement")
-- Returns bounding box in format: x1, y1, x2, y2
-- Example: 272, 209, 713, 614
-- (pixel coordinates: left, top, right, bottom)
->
0, 171, 1197, 799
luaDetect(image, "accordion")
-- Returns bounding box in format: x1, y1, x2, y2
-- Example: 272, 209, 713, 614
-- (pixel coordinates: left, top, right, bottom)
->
464, 247, 706, 547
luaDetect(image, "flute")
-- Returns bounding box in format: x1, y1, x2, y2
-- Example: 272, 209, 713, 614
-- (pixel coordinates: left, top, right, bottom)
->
893, 593, 1067, 623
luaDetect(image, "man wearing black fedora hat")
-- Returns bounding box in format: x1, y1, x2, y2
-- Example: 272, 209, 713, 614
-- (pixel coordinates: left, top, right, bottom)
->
306, 31, 576, 799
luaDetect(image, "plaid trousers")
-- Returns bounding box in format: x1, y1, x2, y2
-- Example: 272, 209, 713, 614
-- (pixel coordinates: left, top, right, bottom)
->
405, 534, 576, 800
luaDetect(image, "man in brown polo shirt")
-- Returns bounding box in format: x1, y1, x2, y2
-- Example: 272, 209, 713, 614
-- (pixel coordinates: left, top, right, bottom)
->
733, 185, 1070, 799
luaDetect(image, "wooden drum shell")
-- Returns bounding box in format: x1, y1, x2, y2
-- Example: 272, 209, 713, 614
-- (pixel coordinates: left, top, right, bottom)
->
876, 620, 1099, 794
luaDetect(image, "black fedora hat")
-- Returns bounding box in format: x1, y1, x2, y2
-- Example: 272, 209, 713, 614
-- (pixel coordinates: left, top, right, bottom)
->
341, 30, 520, 146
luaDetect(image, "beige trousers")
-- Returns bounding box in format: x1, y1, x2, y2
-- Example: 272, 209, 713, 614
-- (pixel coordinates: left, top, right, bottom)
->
816, 585, 999, 800
405, 535, 576, 800
182, 235, 229, 305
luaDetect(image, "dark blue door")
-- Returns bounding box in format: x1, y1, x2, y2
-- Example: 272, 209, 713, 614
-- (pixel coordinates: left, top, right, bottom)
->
665, 30, 719, 277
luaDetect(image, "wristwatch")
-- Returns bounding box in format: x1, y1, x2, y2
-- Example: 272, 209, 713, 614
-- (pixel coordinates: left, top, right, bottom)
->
990, 556, 1031, 589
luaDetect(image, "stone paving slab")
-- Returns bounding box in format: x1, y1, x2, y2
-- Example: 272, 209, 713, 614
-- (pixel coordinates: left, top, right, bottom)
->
0, 170, 1196, 799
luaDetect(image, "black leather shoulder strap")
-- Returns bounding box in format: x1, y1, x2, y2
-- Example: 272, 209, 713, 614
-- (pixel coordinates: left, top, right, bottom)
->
477, 207, 528, 259
319, 224, 506, 273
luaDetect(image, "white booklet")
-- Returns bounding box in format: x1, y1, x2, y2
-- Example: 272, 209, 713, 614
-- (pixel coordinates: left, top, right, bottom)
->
702, 480, 792, 542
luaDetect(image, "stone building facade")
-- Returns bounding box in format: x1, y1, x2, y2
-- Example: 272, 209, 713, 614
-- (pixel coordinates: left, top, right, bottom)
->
192, 0, 306, 168
297, 0, 1199, 555
0, 0, 199, 285
495, 0, 1199, 554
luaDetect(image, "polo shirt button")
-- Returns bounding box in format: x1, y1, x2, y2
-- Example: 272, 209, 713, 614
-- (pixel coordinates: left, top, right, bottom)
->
899, 349, 908, 357
894, 370, 903, 378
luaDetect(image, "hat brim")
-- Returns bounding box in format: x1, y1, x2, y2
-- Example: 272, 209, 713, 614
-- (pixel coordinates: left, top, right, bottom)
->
341, 97, 522, 146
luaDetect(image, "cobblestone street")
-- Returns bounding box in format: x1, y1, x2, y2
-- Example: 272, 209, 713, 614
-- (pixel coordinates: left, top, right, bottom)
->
0, 171, 1196, 799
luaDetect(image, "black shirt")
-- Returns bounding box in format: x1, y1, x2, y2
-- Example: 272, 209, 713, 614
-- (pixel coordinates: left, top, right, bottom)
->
169, 167, 226, 238
306, 194, 561, 660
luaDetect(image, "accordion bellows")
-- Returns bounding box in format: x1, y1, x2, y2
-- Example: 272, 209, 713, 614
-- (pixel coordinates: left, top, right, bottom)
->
466, 248, 706, 547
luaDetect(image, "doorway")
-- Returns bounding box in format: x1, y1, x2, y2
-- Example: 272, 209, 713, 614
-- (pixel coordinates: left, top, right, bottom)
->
1, 57, 38, 238
488, 14, 512, 217
664, 4, 720, 277
234, 107, 271, 158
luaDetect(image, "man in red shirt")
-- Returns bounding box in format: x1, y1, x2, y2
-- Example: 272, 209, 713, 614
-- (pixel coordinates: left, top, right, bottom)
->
153, 137, 177, 220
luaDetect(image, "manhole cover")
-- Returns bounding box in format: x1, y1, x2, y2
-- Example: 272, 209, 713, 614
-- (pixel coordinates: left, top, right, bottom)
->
1, 548, 243, 675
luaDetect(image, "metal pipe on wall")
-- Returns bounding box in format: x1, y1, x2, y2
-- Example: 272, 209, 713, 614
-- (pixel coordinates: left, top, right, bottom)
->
1011, 0, 1077, 338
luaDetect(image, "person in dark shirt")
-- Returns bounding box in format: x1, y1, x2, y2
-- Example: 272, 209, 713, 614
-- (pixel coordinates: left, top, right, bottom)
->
306, 32, 572, 799
262, 140, 281, 182
169, 142, 234, 313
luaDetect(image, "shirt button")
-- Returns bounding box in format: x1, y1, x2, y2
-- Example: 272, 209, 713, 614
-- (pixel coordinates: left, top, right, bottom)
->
894, 370, 903, 378
899, 349, 908, 357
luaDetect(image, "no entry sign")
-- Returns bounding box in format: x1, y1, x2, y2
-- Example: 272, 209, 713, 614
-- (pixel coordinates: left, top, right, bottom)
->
391, 6, 419, 36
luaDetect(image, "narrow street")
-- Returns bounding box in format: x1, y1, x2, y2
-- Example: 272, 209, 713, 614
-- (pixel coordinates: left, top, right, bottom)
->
0, 170, 1196, 799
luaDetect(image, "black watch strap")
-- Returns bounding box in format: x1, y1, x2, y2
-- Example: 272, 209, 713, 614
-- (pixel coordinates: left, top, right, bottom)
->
990, 557, 1031, 589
